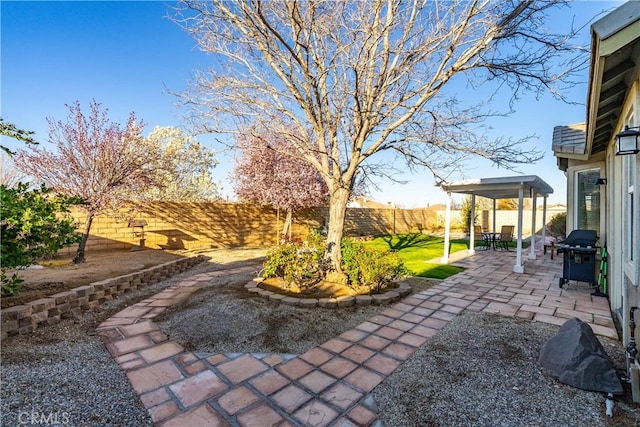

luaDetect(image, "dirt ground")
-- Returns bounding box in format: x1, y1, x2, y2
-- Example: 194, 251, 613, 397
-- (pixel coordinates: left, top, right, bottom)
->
0, 247, 267, 308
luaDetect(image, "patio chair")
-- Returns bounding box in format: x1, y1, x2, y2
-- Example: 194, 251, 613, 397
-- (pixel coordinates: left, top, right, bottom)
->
496, 225, 515, 250
474, 225, 491, 250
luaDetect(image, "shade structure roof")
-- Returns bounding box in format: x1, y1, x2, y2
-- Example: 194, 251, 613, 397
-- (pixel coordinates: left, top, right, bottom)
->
440, 175, 553, 200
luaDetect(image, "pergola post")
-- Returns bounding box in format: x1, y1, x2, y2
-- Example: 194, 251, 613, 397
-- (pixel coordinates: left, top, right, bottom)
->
441, 192, 452, 264
492, 199, 497, 233
514, 185, 525, 273
542, 196, 548, 245
529, 191, 538, 260
469, 194, 476, 255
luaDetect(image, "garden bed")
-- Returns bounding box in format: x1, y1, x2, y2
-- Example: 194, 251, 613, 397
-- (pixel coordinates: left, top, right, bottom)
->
1, 249, 186, 308
249, 277, 412, 307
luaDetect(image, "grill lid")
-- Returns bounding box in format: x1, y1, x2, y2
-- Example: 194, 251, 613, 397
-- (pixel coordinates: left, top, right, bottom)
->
562, 229, 598, 246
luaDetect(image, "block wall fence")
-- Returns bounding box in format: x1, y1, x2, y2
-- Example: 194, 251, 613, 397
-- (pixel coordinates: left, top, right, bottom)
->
58, 202, 446, 254
57, 202, 566, 255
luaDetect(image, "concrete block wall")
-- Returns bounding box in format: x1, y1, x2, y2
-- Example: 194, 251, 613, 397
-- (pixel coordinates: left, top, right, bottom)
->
59, 203, 438, 255
59, 203, 563, 255
1, 255, 206, 339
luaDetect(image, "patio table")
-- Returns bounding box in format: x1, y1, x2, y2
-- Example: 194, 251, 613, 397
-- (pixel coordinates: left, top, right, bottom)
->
482, 232, 499, 250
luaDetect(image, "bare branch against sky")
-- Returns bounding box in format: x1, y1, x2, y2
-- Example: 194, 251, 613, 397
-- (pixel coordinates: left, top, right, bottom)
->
173, 0, 584, 272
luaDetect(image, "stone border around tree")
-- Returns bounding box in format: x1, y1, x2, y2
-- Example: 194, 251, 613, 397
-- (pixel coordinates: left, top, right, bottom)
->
1, 255, 208, 340
245, 278, 411, 308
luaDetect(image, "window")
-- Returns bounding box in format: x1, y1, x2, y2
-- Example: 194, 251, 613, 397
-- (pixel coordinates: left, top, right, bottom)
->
575, 168, 601, 236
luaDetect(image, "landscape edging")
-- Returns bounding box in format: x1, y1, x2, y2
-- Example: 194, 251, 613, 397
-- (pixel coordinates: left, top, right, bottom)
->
0, 255, 207, 340
245, 278, 411, 307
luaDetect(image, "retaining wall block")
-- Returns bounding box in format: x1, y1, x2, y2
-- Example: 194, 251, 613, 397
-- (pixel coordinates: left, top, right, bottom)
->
1, 256, 207, 338
74, 285, 95, 297
28, 298, 56, 313
50, 291, 76, 304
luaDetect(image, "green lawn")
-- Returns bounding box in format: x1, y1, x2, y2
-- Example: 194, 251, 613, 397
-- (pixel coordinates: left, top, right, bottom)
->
361, 233, 469, 279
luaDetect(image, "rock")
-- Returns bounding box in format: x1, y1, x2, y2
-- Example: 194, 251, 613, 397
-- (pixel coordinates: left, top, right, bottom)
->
538, 317, 623, 394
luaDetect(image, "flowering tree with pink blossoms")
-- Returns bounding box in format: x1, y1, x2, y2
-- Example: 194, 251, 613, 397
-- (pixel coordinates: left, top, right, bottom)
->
14, 100, 165, 263
232, 132, 329, 240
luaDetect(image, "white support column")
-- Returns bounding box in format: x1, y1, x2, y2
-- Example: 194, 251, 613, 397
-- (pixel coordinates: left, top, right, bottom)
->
469, 194, 476, 255
492, 199, 497, 233
441, 192, 452, 264
514, 186, 525, 273
529, 191, 538, 260
542, 196, 548, 245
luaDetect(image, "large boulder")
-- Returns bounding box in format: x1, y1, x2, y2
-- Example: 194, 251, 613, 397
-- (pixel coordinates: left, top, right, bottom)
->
538, 317, 623, 394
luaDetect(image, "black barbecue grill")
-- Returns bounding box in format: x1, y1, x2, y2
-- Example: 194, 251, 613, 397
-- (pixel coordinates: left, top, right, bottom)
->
557, 229, 598, 289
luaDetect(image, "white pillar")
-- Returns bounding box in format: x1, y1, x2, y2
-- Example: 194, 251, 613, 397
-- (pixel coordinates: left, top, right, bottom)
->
514, 186, 525, 273
469, 194, 476, 255
542, 196, 548, 244
529, 191, 537, 260
492, 199, 497, 233
441, 192, 452, 264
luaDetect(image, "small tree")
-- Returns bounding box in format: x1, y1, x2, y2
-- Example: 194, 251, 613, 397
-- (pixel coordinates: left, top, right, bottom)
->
460, 195, 492, 231
137, 126, 221, 202
231, 131, 329, 239
547, 212, 566, 241
14, 100, 165, 263
1, 183, 81, 295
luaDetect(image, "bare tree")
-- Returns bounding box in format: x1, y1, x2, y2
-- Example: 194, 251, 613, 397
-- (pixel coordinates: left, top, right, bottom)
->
173, 0, 582, 278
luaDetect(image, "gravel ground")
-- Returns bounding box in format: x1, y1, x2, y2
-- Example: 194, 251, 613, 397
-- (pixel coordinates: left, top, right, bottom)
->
156, 275, 392, 355
2, 249, 639, 426
0, 255, 260, 427
373, 311, 635, 427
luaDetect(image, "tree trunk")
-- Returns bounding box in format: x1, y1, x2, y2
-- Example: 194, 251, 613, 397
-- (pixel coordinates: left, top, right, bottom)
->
281, 208, 292, 241
324, 187, 350, 282
73, 214, 94, 264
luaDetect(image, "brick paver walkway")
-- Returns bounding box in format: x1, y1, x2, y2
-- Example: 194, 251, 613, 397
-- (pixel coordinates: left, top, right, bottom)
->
97, 247, 617, 426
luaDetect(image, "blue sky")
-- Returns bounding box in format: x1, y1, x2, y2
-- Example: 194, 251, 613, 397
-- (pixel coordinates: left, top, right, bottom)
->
1, 0, 625, 207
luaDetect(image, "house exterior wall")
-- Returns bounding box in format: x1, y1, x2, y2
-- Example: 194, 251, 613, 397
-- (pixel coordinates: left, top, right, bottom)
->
554, 2, 640, 401
603, 72, 639, 400
615, 77, 640, 344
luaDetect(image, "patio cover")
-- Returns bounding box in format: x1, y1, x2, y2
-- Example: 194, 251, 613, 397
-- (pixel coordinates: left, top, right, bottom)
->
440, 175, 554, 273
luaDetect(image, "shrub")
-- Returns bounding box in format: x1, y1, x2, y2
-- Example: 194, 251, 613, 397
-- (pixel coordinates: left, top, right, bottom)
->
1, 183, 82, 296
262, 231, 327, 289
263, 232, 405, 293
341, 238, 405, 293
547, 212, 566, 241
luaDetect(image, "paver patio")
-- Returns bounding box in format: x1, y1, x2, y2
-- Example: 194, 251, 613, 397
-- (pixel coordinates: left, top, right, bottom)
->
97, 245, 617, 426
